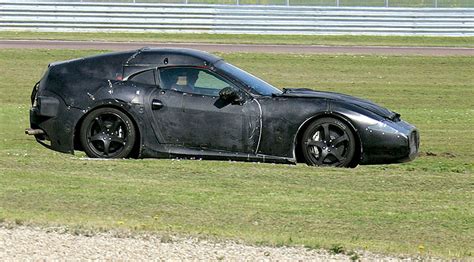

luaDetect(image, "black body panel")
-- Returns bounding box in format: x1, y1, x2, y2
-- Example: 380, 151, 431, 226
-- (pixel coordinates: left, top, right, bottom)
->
28, 48, 419, 166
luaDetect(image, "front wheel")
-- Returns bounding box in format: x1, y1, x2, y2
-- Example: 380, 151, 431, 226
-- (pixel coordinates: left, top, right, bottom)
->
80, 108, 136, 158
301, 117, 356, 167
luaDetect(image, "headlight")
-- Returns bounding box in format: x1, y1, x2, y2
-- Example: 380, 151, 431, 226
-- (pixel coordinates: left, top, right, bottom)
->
366, 121, 401, 136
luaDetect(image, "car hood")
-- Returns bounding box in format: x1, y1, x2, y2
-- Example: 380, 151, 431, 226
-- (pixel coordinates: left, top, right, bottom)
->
278, 88, 400, 121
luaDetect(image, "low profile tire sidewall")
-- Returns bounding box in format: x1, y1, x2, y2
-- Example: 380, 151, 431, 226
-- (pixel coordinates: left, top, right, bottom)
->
301, 117, 356, 167
80, 108, 136, 159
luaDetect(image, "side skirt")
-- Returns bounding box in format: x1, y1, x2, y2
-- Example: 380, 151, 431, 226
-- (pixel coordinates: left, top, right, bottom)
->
141, 145, 296, 165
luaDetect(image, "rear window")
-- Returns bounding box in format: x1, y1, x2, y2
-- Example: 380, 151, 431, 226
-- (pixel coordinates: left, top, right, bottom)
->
128, 70, 156, 86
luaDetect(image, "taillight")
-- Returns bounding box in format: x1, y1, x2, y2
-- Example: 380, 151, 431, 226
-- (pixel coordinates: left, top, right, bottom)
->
31, 82, 39, 107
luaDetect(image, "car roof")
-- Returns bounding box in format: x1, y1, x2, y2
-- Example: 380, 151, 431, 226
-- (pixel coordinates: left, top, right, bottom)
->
124, 47, 223, 67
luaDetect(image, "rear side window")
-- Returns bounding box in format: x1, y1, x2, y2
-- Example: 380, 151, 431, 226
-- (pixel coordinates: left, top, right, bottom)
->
128, 69, 156, 86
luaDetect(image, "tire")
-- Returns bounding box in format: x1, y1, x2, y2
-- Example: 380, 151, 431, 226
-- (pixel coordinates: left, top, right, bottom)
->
80, 107, 136, 158
301, 117, 356, 167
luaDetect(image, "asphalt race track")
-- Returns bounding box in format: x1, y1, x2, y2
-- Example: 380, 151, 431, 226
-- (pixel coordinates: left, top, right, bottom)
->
1, 40, 473, 56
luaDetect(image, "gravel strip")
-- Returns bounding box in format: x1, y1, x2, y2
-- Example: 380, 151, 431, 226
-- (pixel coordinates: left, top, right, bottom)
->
0, 225, 426, 261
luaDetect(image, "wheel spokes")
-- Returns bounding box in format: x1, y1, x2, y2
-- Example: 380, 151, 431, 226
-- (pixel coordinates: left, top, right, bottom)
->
306, 139, 326, 149
332, 134, 348, 146
110, 135, 125, 144
95, 117, 106, 132
306, 140, 330, 165
103, 139, 111, 155
90, 133, 105, 142
110, 118, 122, 133
316, 150, 328, 165
88, 113, 127, 157
329, 151, 346, 162
305, 121, 353, 166
321, 123, 331, 142
89, 134, 124, 156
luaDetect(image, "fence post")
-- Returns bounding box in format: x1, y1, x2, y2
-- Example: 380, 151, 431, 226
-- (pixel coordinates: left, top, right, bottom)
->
286, 0, 289, 6
434, 0, 438, 8
385, 0, 388, 7
236, 0, 239, 5
336, 0, 339, 7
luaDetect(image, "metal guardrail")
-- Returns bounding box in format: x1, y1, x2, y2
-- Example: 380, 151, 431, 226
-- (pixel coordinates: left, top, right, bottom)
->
4, 0, 474, 8
0, 2, 473, 36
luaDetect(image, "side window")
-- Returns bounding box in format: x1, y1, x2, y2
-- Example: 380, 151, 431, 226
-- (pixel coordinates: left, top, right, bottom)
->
159, 67, 233, 96
128, 69, 156, 86
194, 71, 229, 91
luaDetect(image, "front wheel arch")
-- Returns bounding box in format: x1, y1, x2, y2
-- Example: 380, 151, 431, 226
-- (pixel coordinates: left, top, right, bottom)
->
74, 105, 141, 158
294, 113, 361, 168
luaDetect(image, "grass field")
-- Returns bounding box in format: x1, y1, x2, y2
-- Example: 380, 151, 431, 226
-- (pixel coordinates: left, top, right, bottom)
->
1, 31, 474, 48
0, 49, 473, 258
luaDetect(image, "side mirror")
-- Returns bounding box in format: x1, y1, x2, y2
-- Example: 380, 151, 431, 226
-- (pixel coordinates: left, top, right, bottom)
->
219, 87, 243, 104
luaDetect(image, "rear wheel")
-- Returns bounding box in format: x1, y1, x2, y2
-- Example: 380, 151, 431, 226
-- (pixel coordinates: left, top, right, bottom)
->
80, 108, 136, 158
301, 117, 356, 167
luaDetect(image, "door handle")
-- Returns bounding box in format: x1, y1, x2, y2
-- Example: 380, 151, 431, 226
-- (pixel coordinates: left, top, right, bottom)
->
152, 99, 163, 110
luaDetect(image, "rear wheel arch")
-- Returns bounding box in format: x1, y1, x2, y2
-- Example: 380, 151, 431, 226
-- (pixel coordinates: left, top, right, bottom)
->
74, 104, 142, 158
294, 113, 362, 167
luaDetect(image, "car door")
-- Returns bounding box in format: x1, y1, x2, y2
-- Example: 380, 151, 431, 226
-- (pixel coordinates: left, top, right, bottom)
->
150, 67, 261, 154
125, 68, 186, 146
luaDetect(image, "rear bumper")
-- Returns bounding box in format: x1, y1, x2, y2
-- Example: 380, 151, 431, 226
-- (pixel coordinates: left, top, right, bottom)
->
27, 93, 83, 154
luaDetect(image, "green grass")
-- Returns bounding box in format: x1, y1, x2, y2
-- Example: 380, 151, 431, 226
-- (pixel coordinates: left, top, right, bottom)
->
1, 31, 473, 48
0, 49, 473, 258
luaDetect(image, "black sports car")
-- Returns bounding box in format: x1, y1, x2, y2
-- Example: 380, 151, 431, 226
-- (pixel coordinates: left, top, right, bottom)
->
26, 48, 419, 167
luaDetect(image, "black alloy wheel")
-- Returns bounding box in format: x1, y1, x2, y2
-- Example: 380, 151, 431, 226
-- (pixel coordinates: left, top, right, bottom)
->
301, 117, 356, 167
80, 108, 136, 158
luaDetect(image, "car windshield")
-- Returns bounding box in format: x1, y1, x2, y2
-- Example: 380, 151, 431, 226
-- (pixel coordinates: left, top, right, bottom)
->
218, 62, 282, 96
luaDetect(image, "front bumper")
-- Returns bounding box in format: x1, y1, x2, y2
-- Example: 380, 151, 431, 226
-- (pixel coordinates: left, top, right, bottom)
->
408, 129, 420, 161
360, 120, 419, 165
